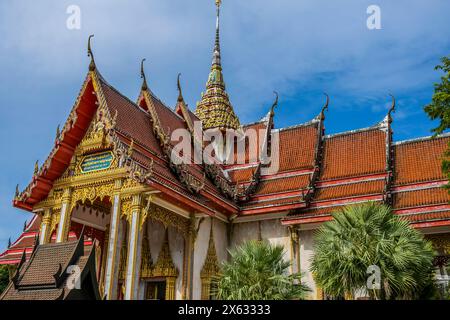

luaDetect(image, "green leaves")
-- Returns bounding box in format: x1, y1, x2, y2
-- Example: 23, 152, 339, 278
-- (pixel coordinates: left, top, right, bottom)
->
310, 203, 434, 299
0, 265, 9, 295
424, 56, 450, 135
216, 240, 310, 300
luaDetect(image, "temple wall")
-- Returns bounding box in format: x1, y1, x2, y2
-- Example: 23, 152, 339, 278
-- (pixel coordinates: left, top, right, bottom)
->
138, 219, 184, 300
231, 219, 292, 262
214, 218, 228, 264
192, 218, 211, 300
168, 225, 185, 300
298, 229, 317, 299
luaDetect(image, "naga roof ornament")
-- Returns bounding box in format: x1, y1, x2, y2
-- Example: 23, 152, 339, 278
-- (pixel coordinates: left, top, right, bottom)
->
195, 0, 240, 131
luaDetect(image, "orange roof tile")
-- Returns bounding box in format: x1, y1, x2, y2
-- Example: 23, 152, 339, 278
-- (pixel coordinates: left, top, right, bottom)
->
393, 187, 449, 209
399, 210, 450, 223
254, 175, 310, 196
314, 180, 385, 201
270, 124, 319, 174
228, 167, 257, 183
321, 129, 386, 180
394, 136, 449, 185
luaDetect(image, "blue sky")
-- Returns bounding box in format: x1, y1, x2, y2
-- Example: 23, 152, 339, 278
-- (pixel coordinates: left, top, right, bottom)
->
1, 0, 449, 250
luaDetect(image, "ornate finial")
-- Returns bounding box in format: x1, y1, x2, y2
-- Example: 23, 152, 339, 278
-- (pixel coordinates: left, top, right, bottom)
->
23, 220, 27, 231
87, 34, 96, 71
141, 58, 148, 91
270, 91, 279, 115
177, 73, 184, 102
111, 110, 118, 129
127, 139, 134, 158
56, 124, 61, 141
212, 0, 221, 66
388, 93, 395, 121
34, 160, 39, 175
322, 93, 329, 113
7, 237, 11, 248
15, 184, 19, 199
320, 93, 330, 120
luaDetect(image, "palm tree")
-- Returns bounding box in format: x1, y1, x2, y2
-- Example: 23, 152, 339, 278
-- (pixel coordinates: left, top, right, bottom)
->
216, 240, 310, 300
310, 203, 434, 300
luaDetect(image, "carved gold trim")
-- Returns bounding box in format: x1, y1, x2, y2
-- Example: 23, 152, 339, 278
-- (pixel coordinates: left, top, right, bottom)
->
200, 220, 220, 300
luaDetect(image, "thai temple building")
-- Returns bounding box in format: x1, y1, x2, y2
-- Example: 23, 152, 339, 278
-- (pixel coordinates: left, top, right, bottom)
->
1, 1, 449, 300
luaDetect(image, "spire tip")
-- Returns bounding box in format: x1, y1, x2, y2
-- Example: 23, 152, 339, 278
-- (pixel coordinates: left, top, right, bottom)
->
87, 34, 96, 71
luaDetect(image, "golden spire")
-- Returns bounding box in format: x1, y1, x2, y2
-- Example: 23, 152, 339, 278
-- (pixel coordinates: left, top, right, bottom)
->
195, 0, 240, 131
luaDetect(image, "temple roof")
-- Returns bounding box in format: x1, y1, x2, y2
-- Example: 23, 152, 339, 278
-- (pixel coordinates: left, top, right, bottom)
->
0, 233, 100, 300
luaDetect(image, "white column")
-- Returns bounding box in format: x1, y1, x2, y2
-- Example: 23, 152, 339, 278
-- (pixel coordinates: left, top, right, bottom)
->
104, 179, 123, 300
124, 194, 143, 300
56, 188, 72, 243
39, 209, 52, 245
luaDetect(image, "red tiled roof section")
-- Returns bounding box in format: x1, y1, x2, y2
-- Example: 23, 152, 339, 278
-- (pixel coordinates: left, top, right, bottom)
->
230, 122, 267, 164
288, 206, 338, 218
242, 197, 303, 210
321, 129, 386, 180
99, 80, 163, 157
399, 211, 450, 223
269, 124, 318, 174
393, 187, 449, 209
151, 94, 187, 134
314, 180, 385, 201
228, 167, 257, 183
254, 175, 311, 196
394, 136, 449, 185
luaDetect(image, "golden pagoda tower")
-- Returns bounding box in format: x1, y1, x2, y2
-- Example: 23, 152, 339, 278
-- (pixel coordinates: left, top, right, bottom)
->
195, 0, 240, 131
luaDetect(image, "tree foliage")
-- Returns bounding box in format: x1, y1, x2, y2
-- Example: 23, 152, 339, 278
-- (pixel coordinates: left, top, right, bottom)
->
0, 265, 10, 294
424, 56, 450, 135
216, 240, 310, 300
424, 56, 450, 190
310, 203, 434, 300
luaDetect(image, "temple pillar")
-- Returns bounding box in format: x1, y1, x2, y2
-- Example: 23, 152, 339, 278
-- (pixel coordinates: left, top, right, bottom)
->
288, 226, 300, 274
124, 193, 144, 300
183, 215, 197, 299
56, 188, 72, 243
104, 179, 124, 300
39, 208, 52, 244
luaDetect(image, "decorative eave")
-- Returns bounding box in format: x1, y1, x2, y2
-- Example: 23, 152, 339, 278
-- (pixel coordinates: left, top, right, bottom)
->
300, 94, 329, 205
383, 95, 396, 206
174, 73, 194, 133
238, 92, 279, 201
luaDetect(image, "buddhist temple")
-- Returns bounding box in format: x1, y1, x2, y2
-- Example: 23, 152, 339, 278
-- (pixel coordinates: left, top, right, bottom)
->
1, 1, 449, 300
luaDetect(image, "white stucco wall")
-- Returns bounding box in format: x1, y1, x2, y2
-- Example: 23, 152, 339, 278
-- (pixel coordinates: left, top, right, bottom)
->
231, 219, 291, 263
298, 229, 317, 299
214, 218, 228, 265
192, 217, 211, 300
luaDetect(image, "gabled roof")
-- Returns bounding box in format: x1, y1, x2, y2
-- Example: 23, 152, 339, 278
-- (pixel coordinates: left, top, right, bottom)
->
393, 134, 449, 185
0, 233, 101, 300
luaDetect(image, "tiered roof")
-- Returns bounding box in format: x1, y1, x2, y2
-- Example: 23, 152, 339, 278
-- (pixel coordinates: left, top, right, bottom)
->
0, 232, 100, 300
2, 2, 450, 268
